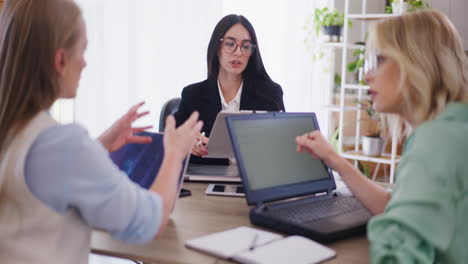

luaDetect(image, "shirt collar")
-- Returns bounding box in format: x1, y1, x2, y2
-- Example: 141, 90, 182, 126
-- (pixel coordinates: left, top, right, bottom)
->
217, 79, 243, 109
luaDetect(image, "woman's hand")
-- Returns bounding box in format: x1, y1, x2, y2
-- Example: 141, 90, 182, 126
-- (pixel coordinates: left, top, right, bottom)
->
164, 112, 203, 162
98, 101, 152, 152
295, 130, 341, 170
191, 132, 209, 157
296, 130, 391, 215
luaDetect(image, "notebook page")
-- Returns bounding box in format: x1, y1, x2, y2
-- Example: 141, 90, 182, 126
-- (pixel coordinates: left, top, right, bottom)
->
233, 235, 336, 264
185, 226, 282, 259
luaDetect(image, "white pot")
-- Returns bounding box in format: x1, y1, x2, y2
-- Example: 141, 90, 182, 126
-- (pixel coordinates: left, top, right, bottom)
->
392, 2, 409, 15
361, 136, 384, 156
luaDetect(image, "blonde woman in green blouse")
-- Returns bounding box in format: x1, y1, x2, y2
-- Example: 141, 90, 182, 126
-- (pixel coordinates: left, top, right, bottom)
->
296, 9, 468, 263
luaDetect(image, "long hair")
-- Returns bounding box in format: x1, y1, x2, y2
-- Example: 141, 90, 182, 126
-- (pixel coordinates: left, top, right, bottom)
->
367, 9, 468, 130
207, 14, 272, 82
0, 0, 82, 200
0, 0, 82, 154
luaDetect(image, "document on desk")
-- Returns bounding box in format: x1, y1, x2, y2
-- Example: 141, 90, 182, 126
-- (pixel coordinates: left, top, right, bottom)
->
185, 226, 336, 264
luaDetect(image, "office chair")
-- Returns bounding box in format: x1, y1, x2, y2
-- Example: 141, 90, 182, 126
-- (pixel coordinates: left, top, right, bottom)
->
157, 97, 192, 198
159, 97, 181, 132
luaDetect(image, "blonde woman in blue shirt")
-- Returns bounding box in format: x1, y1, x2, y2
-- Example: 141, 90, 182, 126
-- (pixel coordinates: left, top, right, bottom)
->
296, 9, 468, 263
0, 0, 202, 263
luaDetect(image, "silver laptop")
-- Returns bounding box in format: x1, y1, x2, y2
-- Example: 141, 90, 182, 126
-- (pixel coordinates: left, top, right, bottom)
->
185, 111, 259, 182
204, 111, 252, 158
184, 164, 240, 182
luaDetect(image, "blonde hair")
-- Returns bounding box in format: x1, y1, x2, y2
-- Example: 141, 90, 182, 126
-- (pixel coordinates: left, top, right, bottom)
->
0, 0, 82, 201
0, 0, 82, 154
367, 9, 468, 129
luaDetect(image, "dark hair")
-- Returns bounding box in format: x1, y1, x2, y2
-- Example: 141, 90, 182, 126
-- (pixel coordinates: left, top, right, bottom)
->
207, 14, 272, 82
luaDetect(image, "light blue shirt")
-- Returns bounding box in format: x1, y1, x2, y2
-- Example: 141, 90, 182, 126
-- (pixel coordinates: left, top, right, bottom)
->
24, 124, 162, 244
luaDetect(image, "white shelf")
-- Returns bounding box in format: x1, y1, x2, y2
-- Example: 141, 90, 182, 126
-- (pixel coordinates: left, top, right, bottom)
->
324, 105, 359, 112
341, 151, 401, 165
333, 0, 400, 183
318, 42, 365, 49
343, 84, 370, 90
348, 14, 398, 20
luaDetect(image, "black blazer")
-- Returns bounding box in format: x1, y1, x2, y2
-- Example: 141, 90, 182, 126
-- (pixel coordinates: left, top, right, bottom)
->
174, 77, 285, 165
175, 77, 285, 135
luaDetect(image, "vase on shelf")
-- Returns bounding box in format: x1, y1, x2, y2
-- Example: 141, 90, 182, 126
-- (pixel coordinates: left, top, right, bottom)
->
391, 2, 409, 15
361, 136, 384, 156
321, 25, 342, 42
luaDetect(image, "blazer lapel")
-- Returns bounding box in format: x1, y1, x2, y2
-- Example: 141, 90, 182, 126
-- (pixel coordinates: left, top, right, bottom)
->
240, 78, 256, 110
200, 78, 222, 135
201, 77, 222, 110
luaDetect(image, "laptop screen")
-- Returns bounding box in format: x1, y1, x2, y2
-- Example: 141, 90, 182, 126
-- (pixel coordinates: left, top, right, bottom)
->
226, 113, 336, 205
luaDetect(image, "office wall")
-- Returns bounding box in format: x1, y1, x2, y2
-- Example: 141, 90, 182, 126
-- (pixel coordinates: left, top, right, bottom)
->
72, 0, 325, 137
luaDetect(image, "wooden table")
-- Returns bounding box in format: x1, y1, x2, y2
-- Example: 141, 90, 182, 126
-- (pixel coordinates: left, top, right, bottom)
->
91, 182, 369, 264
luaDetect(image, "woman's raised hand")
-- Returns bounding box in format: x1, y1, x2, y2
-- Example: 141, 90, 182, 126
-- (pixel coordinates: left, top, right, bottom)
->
98, 101, 153, 152
164, 112, 203, 161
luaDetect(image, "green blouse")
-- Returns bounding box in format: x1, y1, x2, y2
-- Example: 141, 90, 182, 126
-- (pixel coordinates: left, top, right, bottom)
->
368, 103, 468, 263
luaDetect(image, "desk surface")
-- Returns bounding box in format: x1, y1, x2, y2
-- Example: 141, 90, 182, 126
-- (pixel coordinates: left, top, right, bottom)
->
91, 182, 370, 264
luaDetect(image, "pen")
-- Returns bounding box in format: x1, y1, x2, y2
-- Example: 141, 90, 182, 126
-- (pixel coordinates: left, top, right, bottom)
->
249, 233, 258, 251
197, 132, 205, 147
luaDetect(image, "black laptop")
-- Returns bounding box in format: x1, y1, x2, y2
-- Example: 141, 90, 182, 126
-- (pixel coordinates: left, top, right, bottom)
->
226, 112, 371, 242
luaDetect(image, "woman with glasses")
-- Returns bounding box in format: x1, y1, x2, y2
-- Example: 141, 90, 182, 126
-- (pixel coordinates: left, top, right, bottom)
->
296, 9, 468, 263
174, 14, 285, 164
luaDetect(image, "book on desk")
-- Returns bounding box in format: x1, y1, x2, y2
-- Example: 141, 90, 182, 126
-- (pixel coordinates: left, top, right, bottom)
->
185, 226, 336, 264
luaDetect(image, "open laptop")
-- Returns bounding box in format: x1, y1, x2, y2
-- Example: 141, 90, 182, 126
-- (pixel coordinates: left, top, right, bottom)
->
185, 164, 240, 182
184, 111, 255, 182
110, 132, 190, 199
226, 112, 371, 242
205, 111, 264, 158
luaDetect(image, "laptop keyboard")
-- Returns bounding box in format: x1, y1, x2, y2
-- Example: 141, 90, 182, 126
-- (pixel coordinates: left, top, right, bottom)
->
266, 196, 364, 224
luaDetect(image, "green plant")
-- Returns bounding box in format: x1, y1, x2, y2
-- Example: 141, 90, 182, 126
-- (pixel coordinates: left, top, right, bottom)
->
408, 0, 430, 11
334, 73, 341, 88
347, 48, 365, 73
357, 161, 371, 178
356, 99, 377, 118
354, 99, 382, 137
313, 8, 351, 37
330, 127, 340, 152
385, 0, 430, 14
303, 7, 352, 62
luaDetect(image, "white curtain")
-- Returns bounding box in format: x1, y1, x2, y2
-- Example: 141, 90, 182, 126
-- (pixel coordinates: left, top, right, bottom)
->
71, 0, 331, 137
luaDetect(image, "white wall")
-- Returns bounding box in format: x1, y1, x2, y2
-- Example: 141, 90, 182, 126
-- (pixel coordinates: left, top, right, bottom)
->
71, 0, 326, 137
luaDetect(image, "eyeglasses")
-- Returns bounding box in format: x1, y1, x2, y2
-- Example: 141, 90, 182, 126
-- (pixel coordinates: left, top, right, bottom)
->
220, 37, 256, 57
364, 51, 387, 76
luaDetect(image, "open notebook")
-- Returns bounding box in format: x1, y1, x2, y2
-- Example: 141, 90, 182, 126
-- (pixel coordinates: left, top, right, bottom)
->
185, 226, 335, 264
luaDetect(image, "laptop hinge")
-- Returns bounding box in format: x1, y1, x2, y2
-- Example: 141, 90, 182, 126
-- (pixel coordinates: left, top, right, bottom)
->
256, 202, 265, 210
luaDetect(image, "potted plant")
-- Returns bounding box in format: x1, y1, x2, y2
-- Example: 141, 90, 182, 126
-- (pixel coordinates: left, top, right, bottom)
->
346, 41, 366, 84
356, 99, 385, 156
385, 0, 430, 14
313, 7, 351, 42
